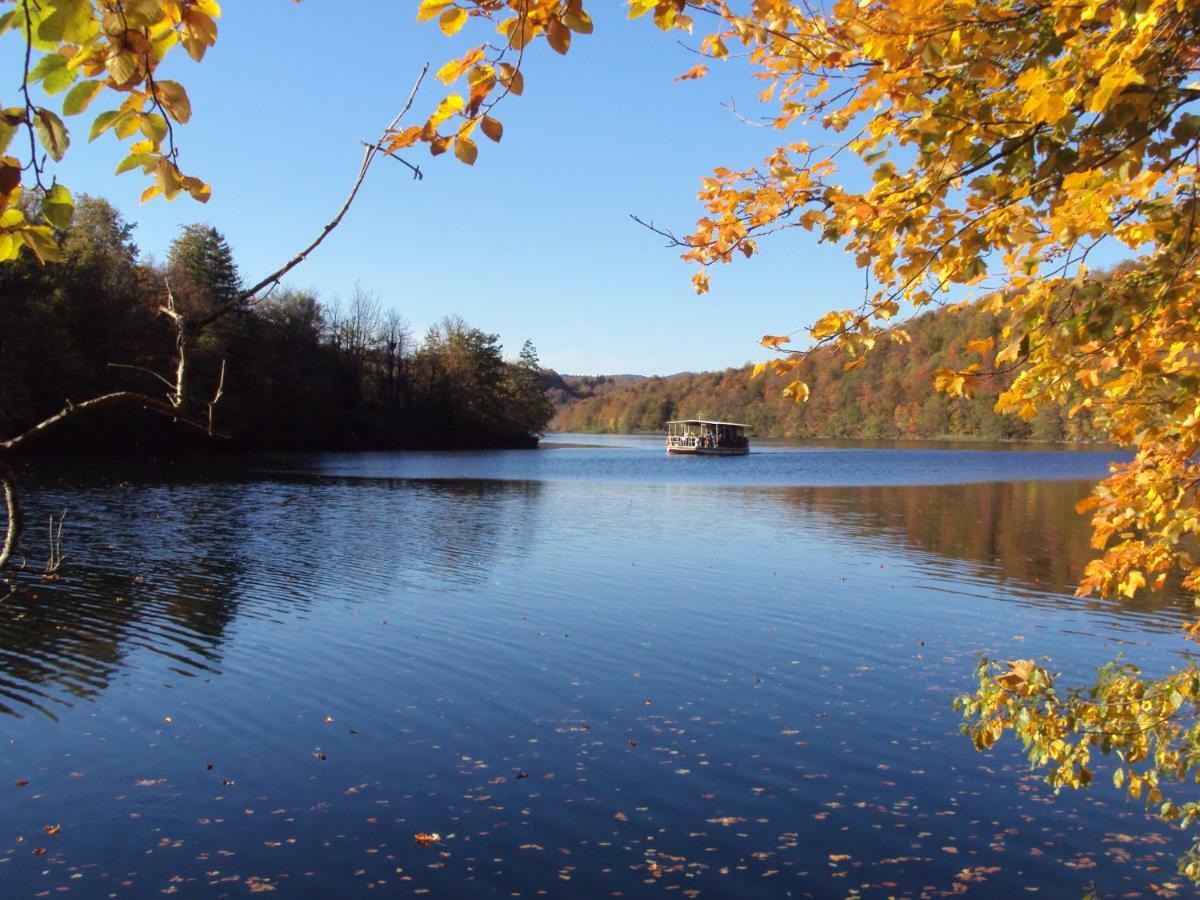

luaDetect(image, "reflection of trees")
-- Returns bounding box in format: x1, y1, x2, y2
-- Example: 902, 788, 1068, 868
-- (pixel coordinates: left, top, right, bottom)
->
0, 477, 252, 718
0, 469, 545, 718
771, 480, 1192, 621
273, 475, 546, 592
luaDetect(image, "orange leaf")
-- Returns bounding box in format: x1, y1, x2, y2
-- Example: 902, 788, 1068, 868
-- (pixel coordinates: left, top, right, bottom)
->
675, 64, 709, 82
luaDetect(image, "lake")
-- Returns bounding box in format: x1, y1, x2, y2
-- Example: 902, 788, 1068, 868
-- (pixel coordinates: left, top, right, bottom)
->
0, 435, 1193, 896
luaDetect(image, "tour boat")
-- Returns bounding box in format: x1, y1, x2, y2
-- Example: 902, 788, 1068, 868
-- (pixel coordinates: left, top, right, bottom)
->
666, 419, 750, 456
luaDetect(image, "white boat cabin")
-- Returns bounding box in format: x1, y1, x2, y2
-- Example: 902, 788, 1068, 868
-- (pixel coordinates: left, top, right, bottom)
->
666, 419, 750, 456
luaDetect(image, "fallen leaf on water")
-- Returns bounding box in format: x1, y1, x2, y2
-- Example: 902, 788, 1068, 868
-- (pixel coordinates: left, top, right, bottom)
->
413, 832, 441, 846
43, 824, 60, 836
15, 779, 28, 787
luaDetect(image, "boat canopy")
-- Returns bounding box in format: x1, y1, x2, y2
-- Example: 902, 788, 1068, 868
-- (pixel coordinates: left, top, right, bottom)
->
665, 419, 749, 428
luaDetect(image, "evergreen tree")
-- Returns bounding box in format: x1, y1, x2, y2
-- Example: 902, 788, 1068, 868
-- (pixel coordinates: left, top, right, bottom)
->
167, 224, 242, 315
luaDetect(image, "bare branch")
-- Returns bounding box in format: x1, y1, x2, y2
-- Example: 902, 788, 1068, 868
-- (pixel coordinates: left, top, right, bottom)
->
196, 64, 431, 330
0, 461, 22, 571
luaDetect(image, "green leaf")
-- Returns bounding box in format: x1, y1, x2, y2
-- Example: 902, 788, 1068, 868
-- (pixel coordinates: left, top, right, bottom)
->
34, 108, 69, 161
89, 110, 120, 141
63, 80, 104, 116
29, 53, 76, 95
41, 183, 73, 230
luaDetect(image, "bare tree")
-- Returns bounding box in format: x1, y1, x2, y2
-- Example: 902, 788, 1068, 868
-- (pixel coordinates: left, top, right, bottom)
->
380, 309, 413, 406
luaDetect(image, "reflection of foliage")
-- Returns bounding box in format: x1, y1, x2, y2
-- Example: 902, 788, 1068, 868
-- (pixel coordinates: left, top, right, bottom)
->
551, 301, 1102, 442
783, 481, 1106, 604
958, 657, 1200, 881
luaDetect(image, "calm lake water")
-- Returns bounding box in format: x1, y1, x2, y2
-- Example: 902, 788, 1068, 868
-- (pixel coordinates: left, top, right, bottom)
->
1, 435, 1194, 897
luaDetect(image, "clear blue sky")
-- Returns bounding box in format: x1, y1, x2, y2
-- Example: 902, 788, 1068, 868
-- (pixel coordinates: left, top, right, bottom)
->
7, 1, 870, 375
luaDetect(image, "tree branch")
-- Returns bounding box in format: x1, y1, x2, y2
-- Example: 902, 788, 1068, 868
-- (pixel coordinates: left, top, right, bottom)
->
195, 64, 431, 330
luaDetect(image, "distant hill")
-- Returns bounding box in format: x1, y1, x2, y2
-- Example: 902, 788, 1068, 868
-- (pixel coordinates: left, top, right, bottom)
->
548, 303, 1102, 442
540, 372, 648, 409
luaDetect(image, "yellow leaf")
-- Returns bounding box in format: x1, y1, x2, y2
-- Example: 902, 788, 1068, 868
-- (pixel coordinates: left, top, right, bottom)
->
761, 334, 791, 349
782, 380, 810, 403
417, 0, 453, 23
966, 337, 994, 355
154, 80, 191, 123
439, 7, 467, 36
810, 310, 845, 340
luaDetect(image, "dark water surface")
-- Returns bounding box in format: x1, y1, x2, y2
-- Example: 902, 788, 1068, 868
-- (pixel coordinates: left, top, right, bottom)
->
1, 436, 1194, 897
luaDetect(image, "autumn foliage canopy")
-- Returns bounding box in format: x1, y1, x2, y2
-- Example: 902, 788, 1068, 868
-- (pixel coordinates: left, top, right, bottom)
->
5, 0, 1200, 881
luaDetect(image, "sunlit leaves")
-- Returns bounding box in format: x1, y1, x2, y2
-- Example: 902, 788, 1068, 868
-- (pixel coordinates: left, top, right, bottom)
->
34, 109, 68, 161
154, 81, 191, 124
62, 80, 103, 116
439, 7, 468, 36
499, 63, 523, 96
453, 135, 478, 165
480, 115, 502, 143
41, 183, 73, 230
3, 0, 225, 262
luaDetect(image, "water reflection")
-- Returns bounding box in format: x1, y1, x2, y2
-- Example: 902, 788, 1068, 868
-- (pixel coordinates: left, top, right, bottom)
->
0, 474, 547, 717
1, 455, 1193, 896
771, 480, 1192, 623
1, 463, 1186, 721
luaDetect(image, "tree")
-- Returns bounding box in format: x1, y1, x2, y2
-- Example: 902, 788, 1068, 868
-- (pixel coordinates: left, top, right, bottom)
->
509, 339, 554, 437
167, 224, 242, 315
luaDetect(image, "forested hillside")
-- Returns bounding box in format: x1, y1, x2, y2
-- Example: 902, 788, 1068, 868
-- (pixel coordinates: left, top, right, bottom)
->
551, 302, 1101, 442
0, 196, 553, 453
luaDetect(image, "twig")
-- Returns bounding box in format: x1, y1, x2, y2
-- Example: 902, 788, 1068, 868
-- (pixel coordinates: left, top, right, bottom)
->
196, 64, 431, 329
43, 510, 66, 580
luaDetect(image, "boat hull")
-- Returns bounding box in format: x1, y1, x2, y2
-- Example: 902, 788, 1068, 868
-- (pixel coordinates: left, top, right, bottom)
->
666, 446, 749, 456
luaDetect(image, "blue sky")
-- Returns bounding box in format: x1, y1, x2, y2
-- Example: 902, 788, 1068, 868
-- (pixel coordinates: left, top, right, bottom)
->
7, 1, 871, 375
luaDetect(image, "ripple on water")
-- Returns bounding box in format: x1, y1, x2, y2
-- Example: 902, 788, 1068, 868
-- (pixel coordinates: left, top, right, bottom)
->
0, 449, 1192, 896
